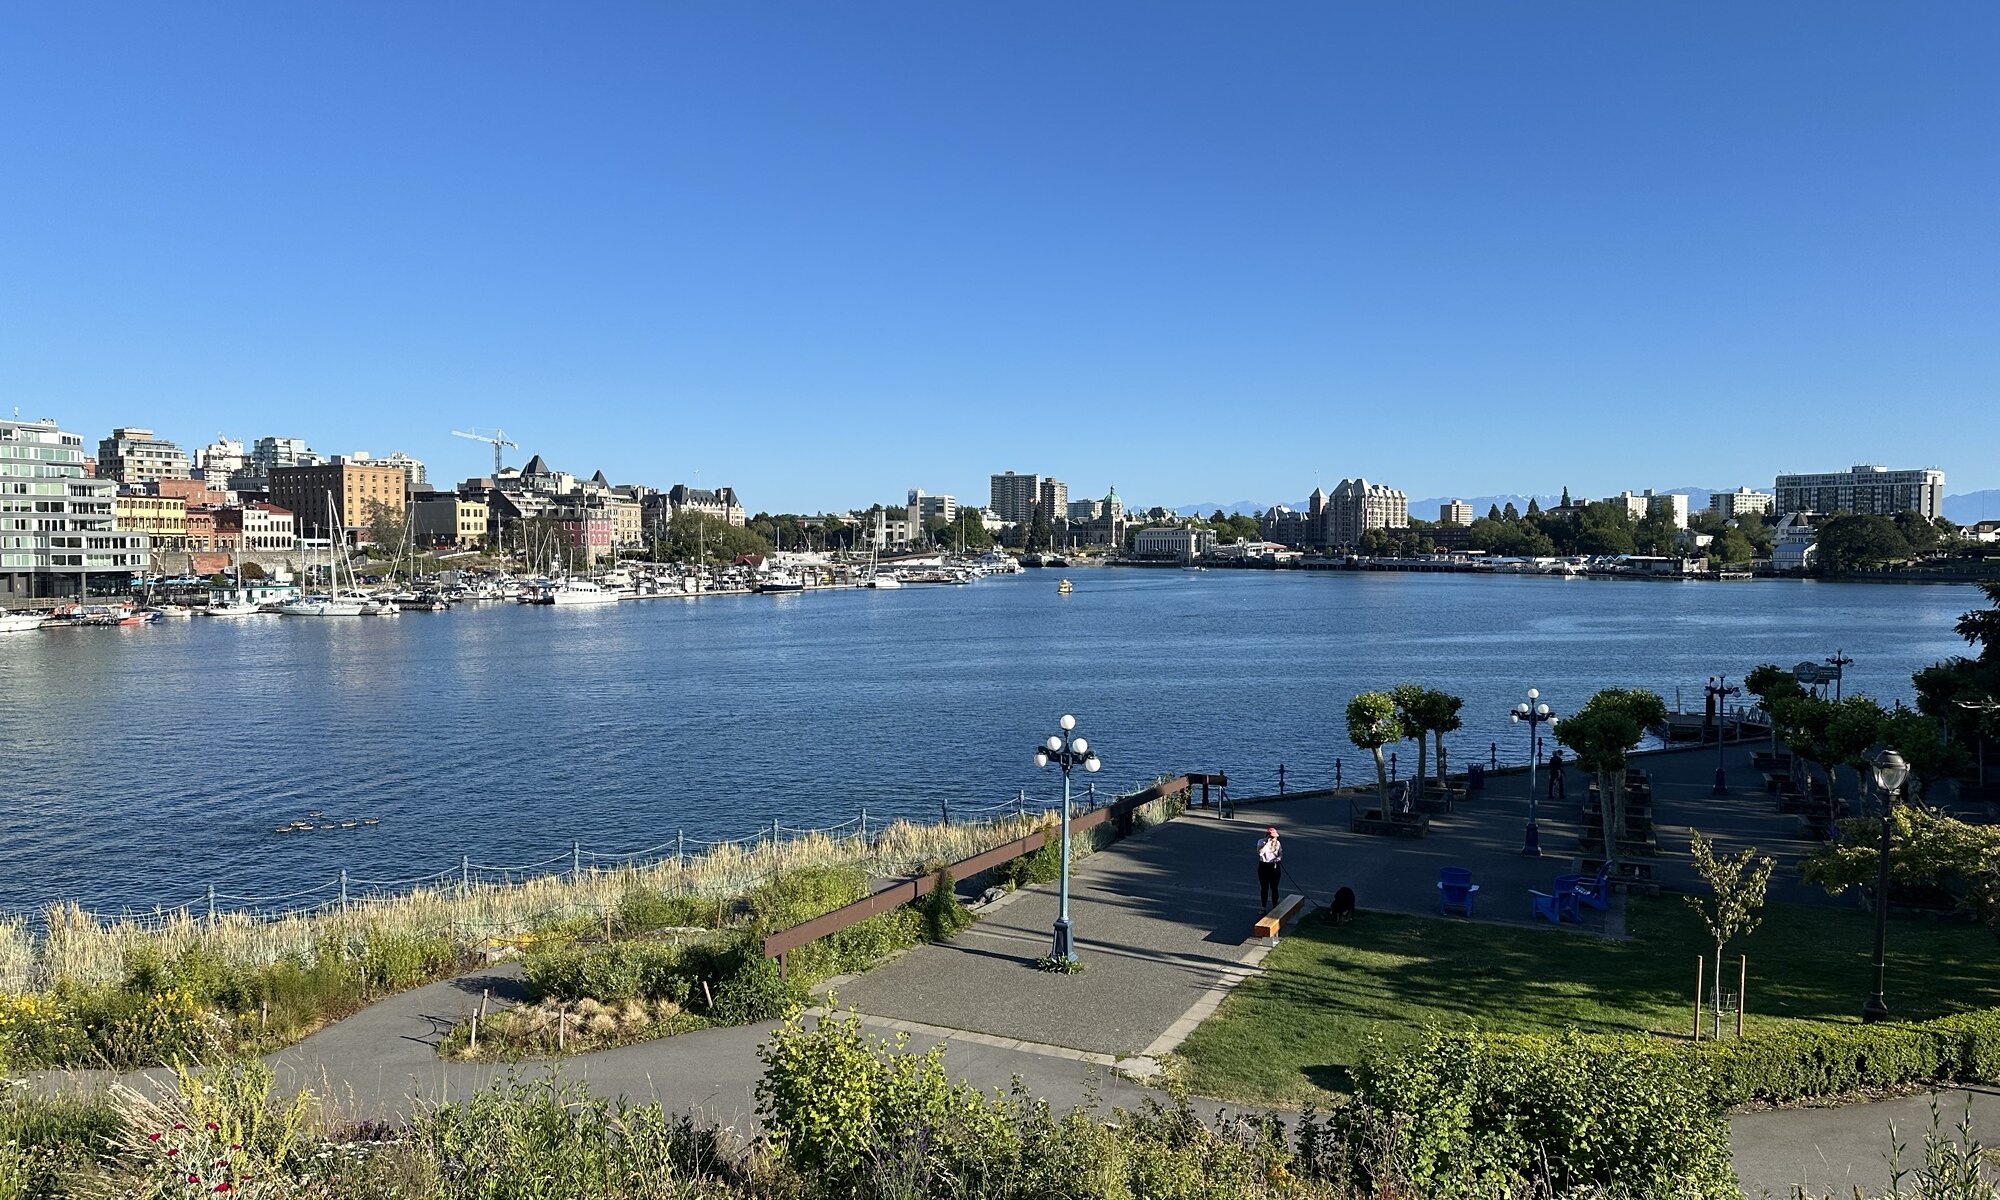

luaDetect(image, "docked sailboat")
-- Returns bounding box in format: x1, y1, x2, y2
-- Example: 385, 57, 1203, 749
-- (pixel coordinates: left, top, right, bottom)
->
202, 600, 265, 617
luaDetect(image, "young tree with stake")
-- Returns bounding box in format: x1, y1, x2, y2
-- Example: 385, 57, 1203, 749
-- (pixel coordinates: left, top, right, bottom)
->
1685, 831, 1774, 1039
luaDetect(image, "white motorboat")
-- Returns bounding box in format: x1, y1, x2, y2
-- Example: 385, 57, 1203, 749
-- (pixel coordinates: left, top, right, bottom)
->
546, 579, 621, 606
202, 601, 265, 618
0, 611, 48, 633
868, 573, 903, 589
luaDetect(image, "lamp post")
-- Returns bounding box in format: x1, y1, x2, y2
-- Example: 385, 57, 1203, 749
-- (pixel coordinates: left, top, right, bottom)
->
1826, 650, 1853, 702
1510, 689, 1557, 857
1861, 746, 1910, 1024
1034, 713, 1101, 963
1706, 675, 1741, 795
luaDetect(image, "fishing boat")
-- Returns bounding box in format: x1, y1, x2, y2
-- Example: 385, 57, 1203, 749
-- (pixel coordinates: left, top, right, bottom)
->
0, 611, 48, 633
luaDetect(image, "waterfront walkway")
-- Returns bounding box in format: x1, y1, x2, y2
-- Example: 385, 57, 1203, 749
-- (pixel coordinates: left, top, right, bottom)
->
31, 741, 1972, 1197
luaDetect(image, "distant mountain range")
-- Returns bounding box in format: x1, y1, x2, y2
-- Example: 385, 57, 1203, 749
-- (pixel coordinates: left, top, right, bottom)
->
1945, 491, 2000, 525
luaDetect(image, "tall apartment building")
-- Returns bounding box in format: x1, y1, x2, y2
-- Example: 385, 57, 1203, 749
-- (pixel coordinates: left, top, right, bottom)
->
906, 489, 957, 527
1774, 465, 1945, 520
1440, 500, 1474, 526
1710, 487, 1775, 519
268, 463, 408, 542
96, 428, 192, 485
0, 417, 149, 600
1039, 478, 1068, 525
1605, 489, 1689, 529
1325, 478, 1409, 547
335, 450, 427, 490
989, 472, 1042, 524
194, 437, 247, 488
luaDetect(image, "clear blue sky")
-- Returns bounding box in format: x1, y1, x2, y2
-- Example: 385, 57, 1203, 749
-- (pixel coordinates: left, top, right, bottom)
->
3, 3, 1994, 514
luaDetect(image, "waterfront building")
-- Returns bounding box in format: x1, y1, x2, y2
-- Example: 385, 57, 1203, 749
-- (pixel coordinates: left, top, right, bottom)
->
1710, 487, 1775, 519
907, 489, 957, 527
552, 511, 613, 561
989, 472, 1040, 525
666, 483, 745, 527
1131, 525, 1215, 562
1066, 486, 1127, 548
1772, 513, 1821, 573
96, 428, 192, 485
1325, 478, 1408, 548
181, 506, 241, 553
1440, 500, 1474, 526
268, 463, 409, 543
238, 502, 297, 552
0, 417, 149, 600
865, 506, 916, 549
1774, 465, 1945, 520
410, 494, 490, 549
114, 492, 188, 544
1260, 503, 1314, 547
1605, 489, 1689, 529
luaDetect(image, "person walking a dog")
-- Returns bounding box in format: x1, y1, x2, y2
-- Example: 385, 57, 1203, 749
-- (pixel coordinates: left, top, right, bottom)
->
1256, 826, 1283, 909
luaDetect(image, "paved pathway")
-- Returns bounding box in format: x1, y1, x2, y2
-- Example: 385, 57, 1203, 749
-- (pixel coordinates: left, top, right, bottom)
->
30, 743, 1981, 1196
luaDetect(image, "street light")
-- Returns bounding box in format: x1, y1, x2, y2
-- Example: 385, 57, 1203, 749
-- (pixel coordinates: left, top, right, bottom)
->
1706, 675, 1741, 795
1861, 746, 1910, 1024
1826, 650, 1853, 702
1034, 712, 1101, 963
1509, 688, 1557, 857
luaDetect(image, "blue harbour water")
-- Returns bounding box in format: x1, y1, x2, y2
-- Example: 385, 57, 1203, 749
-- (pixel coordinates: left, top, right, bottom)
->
0, 571, 1981, 914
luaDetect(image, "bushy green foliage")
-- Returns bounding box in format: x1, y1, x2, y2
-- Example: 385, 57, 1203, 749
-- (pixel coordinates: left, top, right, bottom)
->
1350, 1026, 1736, 1200
362, 929, 458, 993
1696, 1007, 2000, 1106
747, 864, 870, 932
523, 941, 691, 1005
1803, 807, 2000, 923
0, 1088, 119, 1199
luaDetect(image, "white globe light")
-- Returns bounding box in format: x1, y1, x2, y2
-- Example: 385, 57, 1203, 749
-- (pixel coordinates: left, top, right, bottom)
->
1059, 714, 1077, 731
1084, 754, 1101, 773
1070, 737, 1088, 755
1528, 688, 1540, 701
1514, 703, 1529, 716
1034, 750, 1049, 768
1046, 735, 1063, 753
1536, 703, 1550, 717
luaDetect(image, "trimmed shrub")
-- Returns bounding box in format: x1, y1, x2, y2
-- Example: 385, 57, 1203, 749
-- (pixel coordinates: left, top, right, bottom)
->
1697, 1006, 2000, 1106
1351, 1026, 1736, 1200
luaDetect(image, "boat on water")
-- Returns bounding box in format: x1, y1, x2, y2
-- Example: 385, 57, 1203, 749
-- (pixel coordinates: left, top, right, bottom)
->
280, 595, 368, 617
868, 573, 903, 589
540, 579, 621, 606
202, 601, 265, 618
393, 592, 451, 612
1045, 556, 1072, 568
1057, 578, 1074, 594
0, 611, 48, 633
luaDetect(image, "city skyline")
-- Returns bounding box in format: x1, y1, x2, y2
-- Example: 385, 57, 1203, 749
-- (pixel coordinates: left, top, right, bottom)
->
4, 4, 1996, 512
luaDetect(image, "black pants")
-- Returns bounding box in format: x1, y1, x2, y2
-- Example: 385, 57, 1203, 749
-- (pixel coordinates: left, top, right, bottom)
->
1258, 862, 1282, 909
1549, 767, 1566, 799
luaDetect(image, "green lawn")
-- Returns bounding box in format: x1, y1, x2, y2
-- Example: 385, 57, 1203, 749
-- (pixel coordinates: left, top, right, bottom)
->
1175, 897, 2000, 1107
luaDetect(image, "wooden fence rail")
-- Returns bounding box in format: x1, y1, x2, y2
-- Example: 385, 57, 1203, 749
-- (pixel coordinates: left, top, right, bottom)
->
763, 772, 1224, 969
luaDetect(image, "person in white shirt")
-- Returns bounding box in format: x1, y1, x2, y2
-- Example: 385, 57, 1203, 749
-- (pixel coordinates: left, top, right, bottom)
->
1257, 826, 1283, 909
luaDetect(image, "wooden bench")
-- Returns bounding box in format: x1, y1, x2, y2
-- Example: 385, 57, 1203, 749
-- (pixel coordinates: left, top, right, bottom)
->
1350, 810, 1429, 837
1253, 894, 1304, 940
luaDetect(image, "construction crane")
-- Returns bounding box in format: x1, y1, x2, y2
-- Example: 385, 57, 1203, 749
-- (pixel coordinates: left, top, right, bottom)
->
451, 428, 519, 476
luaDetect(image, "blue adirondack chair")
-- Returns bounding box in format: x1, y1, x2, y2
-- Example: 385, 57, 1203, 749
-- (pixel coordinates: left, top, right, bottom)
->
1438, 867, 1479, 917
1530, 889, 1565, 923
1574, 863, 1612, 911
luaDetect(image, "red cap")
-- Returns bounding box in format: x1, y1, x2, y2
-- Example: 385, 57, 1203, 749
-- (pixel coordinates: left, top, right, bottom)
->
1266, 826, 1278, 836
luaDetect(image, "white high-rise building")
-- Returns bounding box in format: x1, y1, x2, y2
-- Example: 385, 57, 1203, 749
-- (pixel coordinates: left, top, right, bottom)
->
194, 437, 247, 489
1325, 478, 1408, 547
96, 428, 192, 485
1774, 465, 1945, 520
1710, 488, 1775, 519
1440, 500, 1473, 526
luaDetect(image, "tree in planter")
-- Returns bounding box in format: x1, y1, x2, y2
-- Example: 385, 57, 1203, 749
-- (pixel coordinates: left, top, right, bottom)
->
1391, 685, 1432, 796
1428, 688, 1465, 791
1684, 831, 1774, 1039
1346, 691, 1405, 812
1556, 689, 1667, 875
1742, 664, 1805, 755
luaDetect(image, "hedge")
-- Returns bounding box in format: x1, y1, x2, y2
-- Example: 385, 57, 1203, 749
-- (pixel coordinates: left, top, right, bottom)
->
1695, 1006, 2000, 1106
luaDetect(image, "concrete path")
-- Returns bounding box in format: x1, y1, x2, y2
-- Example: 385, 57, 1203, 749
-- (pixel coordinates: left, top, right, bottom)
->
1732, 1087, 2000, 1198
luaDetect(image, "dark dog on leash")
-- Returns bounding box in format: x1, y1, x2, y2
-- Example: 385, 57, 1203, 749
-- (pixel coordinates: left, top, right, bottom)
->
1330, 886, 1356, 924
